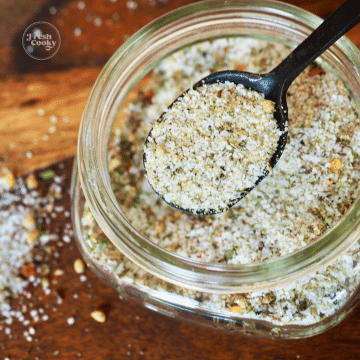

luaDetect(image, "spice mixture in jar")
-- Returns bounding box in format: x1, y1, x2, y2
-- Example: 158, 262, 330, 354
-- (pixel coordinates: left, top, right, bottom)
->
144, 81, 280, 214
81, 37, 360, 325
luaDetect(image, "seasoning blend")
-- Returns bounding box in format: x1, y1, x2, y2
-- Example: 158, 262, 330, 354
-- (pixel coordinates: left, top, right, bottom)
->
144, 82, 280, 214
73, 0, 360, 339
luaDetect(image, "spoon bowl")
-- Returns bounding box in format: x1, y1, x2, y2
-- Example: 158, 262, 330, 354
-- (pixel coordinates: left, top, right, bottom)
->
144, 0, 360, 215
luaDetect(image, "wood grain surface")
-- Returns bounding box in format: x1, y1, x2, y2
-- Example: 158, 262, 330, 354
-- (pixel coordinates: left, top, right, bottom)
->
1, 0, 360, 359
1, 0, 359, 77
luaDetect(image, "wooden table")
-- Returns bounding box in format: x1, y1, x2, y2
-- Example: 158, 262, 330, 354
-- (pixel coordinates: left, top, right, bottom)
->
1, 0, 360, 359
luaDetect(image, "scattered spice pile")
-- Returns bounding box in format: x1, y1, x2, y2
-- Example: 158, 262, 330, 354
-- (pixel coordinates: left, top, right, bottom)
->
0, 164, 106, 345
144, 81, 280, 214
0, 168, 62, 339
81, 37, 360, 326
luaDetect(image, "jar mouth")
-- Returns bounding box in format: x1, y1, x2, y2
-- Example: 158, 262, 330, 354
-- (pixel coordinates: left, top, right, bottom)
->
77, 0, 360, 293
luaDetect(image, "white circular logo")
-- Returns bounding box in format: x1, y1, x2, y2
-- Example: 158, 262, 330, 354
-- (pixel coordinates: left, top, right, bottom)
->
22, 22, 61, 60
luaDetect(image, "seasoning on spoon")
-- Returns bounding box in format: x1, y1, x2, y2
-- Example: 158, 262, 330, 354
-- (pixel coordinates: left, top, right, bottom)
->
143, 81, 282, 215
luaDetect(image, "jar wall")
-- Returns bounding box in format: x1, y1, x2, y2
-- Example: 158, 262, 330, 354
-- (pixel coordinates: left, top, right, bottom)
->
72, 0, 360, 339
72, 168, 360, 339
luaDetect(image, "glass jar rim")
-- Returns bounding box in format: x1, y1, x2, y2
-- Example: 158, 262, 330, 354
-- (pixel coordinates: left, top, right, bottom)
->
77, 0, 360, 293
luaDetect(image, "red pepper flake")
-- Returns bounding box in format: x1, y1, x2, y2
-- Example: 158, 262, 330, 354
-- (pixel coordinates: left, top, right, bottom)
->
145, 89, 154, 98
21, 262, 37, 277
307, 68, 325, 77
231, 61, 246, 71
217, 90, 222, 98
340, 201, 350, 215
236, 63, 245, 71
142, 89, 154, 105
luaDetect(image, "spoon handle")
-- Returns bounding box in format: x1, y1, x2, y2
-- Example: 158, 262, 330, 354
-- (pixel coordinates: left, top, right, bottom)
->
269, 0, 360, 92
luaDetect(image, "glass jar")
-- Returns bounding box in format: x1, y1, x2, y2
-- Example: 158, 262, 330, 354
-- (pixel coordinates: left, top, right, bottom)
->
71, 0, 360, 339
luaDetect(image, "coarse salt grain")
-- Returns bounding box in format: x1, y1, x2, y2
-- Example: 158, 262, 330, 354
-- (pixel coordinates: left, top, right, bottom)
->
49, 6, 57, 14
78, 1, 85, 10
94, 17, 102, 27
74, 27, 82, 36
126, 0, 138, 10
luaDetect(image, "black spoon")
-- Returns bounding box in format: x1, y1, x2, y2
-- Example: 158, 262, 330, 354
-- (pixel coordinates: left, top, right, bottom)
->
143, 0, 360, 215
